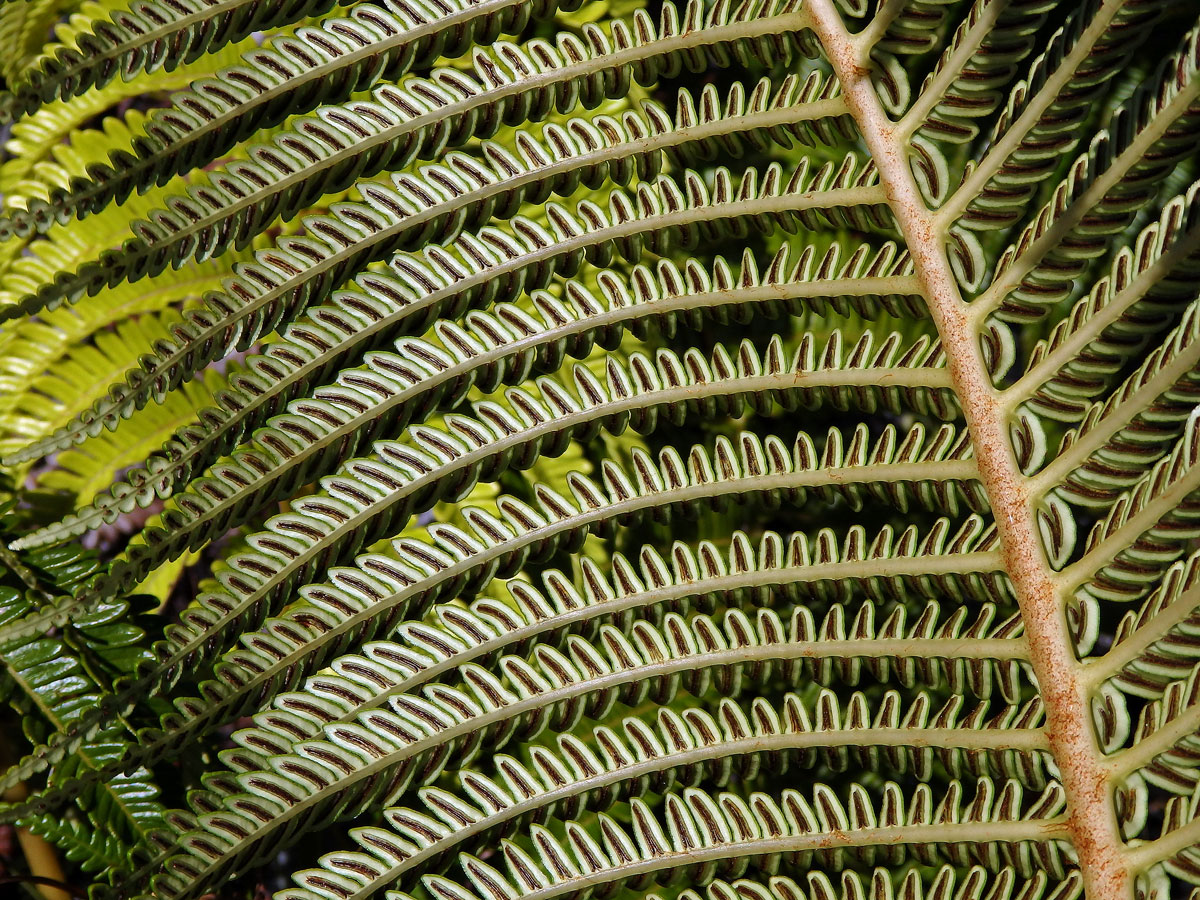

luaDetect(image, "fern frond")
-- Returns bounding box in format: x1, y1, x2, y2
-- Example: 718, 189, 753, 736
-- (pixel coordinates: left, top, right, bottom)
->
24, 237, 916, 547
3, 0, 584, 234
864, 0, 956, 58
98, 383, 968, 608
189, 779, 1068, 900
1062, 418, 1200, 611
942, 0, 1163, 230
677, 869, 1083, 900
0, 539, 165, 874
0, 518, 1012, 830
9, 1, 1200, 898
0, 0, 339, 126
0, 0, 822, 320
0, 418, 983, 805
218, 587, 1023, 768
1101, 547, 1200, 699
1015, 179, 1200, 422
277, 692, 1048, 900
1035, 298, 1200, 507
971, 26, 1200, 321
154, 631, 1053, 900
1114, 661, 1200, 792
1133, 782, 1200, 886
0, 35, 253, 199
900, 0, 1054, 145
6, 151, 885, 464
3, 315, 221, 477
0, 0, 80, 83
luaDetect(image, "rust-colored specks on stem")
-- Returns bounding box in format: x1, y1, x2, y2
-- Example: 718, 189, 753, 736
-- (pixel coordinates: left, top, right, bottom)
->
802, 3, 1133, 899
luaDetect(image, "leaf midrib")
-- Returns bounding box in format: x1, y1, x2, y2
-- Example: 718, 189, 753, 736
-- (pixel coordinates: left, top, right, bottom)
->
806, 2, 1134, 896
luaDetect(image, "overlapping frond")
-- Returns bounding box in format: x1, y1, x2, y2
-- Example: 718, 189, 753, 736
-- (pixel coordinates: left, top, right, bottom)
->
0, 508, 166, 874
0, 0, 340, 125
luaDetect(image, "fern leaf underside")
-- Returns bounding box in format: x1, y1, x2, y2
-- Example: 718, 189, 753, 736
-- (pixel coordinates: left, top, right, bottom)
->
1, 1, 1199, 900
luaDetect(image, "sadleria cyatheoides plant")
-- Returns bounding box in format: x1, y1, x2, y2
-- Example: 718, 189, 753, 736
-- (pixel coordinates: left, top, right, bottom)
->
2, 0, 1200, 898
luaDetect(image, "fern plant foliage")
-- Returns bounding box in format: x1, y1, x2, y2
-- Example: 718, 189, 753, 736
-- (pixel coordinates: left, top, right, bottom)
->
3, 0, 1200, 898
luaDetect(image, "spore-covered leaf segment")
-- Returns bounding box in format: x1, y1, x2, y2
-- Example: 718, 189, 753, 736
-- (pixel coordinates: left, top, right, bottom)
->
0, 1, 1198, 899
